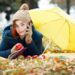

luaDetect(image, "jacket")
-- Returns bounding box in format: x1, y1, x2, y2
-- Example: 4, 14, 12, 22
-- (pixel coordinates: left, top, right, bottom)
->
0, 25, 44, 58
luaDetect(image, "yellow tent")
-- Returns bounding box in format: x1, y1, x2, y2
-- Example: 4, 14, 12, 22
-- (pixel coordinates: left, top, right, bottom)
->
29, 7, 75, 51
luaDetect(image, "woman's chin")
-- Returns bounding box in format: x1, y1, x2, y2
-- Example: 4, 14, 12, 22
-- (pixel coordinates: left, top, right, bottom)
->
19, 34, 25, 37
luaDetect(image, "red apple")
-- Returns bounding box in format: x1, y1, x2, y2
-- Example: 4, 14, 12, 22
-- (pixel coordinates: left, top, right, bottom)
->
26, 55, 32, 59
39, 54, 46, 60
15, 43, 24, 50
32, 55, 38, 59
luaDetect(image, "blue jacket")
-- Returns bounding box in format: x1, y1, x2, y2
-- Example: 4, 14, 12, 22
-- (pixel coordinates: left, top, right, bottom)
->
0, 25, 44, 58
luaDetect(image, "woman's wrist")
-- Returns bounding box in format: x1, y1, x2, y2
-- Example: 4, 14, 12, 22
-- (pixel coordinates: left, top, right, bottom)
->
25, 36, 32, 44
27, 37, 32, 44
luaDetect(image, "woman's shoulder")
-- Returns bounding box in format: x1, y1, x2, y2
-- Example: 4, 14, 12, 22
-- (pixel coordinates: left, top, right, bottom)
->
32, 26, 43, 40
2, 25, 12, 38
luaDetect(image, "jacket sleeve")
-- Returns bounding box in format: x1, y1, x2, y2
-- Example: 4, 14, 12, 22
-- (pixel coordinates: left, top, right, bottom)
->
23, 34, 44, 56
0, 36, 11, 58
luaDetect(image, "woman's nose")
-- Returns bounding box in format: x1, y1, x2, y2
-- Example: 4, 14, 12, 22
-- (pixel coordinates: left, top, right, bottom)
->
25, 25, 27, 29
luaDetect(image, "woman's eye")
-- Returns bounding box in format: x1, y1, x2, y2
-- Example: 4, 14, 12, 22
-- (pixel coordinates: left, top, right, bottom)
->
21, 24, 25, 26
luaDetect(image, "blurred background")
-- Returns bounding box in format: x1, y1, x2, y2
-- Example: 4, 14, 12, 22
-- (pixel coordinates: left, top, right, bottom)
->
0, 0, 75, 40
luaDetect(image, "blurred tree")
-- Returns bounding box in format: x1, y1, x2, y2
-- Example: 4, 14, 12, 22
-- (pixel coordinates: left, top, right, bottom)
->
11, 0, 21, 12
21, 0, 39, 9
50, 0, 66, 9
50, 0, 70, 14
0, 0, 39, 12
66, 0, 70, 14
0, 0, 13, 12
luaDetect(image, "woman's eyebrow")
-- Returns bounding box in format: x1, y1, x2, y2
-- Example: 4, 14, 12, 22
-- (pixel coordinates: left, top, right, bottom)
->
20, 22, 24, 25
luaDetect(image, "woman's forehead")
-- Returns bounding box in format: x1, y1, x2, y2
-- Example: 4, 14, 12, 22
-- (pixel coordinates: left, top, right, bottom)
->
16, 20, 30, 24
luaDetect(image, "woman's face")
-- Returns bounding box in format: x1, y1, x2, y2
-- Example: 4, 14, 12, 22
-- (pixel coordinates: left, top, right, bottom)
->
15, 20, 29, 37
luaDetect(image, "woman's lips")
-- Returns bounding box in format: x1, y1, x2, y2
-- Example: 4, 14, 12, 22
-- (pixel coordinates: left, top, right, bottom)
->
19, 31, 24, 34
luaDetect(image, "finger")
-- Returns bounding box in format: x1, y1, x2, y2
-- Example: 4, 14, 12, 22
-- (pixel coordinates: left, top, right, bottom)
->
11, 46, 16, 53
27, 24, 32, 29
26, 28, 31, 33
26, 31, 32, 36
26, 29, 30, 33
25, 32, 30, 35
30, 22, 33, 26
27, 25, 30, 28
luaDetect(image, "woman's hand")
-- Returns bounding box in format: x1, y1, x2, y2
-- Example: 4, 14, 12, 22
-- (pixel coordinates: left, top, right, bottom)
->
11, 45, 16, 53
25, 24, 33, 44
25, 35, 32, 44
11, 43, 24, 53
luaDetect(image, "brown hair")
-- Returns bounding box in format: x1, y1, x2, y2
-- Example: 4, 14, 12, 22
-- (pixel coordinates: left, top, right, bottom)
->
12, 20, 19, 38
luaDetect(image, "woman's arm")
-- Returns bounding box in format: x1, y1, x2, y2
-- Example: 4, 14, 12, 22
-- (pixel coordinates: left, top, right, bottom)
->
0, 49, 11, 58
24, 35, 44, 56
0, 37, 11, 58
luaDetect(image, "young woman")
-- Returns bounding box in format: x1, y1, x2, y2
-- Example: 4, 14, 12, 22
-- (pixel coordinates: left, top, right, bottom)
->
0, 3, 44, 58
